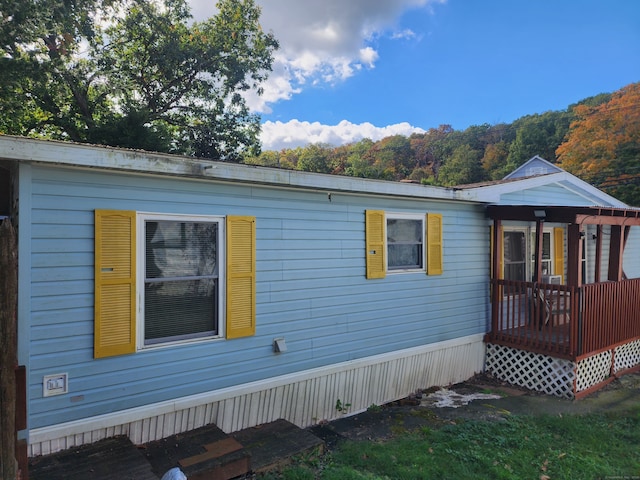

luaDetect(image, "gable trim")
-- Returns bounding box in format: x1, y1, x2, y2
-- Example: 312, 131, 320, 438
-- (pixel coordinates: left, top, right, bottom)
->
457, 172, 629, 208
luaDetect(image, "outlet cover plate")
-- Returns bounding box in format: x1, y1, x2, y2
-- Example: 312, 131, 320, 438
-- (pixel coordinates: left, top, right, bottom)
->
43, 373, 68, 397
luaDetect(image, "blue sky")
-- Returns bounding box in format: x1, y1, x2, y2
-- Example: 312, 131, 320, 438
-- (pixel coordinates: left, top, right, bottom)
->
190, 0, 640, 151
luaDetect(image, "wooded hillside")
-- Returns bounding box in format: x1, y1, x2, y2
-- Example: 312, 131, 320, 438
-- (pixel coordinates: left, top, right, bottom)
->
248, 82, 640, 206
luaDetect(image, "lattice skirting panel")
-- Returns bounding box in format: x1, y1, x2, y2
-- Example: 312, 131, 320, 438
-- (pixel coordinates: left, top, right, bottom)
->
487, 338, 640, 399
575, 350, 612, 393
614, 339, 640, 373
485, 344, 576, 399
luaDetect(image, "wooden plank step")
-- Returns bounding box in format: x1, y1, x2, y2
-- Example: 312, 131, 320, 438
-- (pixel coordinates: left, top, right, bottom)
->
232, 419, 325, 473
179, 437, 243, 468
180, 447, 250, 480
29, 419, 324, 480
143, 424, 250, 480
29, 436, 158, 480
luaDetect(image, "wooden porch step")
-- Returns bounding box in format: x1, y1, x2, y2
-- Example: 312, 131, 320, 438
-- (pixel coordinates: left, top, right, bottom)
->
178, 437, 244, 468
180, 437, 249, 480
29, 419, 324, 480
29, 436, 158, 480
144, 424, 250, 480
232, 419, 325, 473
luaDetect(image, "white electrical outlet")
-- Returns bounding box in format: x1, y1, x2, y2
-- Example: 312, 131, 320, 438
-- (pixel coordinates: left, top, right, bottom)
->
43, 373, 68, 397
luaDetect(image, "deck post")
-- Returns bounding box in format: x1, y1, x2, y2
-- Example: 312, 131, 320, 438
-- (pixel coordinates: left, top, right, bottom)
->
533, 219, 544, 282
566, 224, 583, 288
594, 225, 602, 283
490, 220, 502, 336
0, 219, 18, 480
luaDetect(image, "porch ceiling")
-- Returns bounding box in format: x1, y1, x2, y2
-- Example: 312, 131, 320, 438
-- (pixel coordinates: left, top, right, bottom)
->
486, 205, 640, 226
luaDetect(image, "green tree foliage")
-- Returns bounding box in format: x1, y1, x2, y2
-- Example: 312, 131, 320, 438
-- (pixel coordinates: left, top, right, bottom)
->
437, 144, 484, 186
370, 135, 415, 179
481, 141, 510, 179
344, 138, 377, 178
279, 149, 301, 169
245, 149, 280, 168
296, 143, 332, 173
505, 110, 573, 170
0, 0, 116, 139
245, 147, 301, 169
602, 144, 640, 206
0, 0, 278, 160
328, 144, 349, 175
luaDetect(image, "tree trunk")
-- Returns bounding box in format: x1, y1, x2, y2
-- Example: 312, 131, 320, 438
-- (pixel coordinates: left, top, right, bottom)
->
0, 218, 18, 480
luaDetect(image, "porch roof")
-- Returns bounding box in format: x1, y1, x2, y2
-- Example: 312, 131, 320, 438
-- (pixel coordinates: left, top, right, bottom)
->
486, 205, 640, 226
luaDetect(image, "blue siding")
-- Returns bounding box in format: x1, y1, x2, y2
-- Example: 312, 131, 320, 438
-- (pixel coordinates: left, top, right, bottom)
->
24, 165, 488, 429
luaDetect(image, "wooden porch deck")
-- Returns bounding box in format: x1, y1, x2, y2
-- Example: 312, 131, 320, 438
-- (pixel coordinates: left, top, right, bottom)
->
486, 206, 640, 397
487, 278, 640, 361
492, 324, 572, 354
486, 278, 640, 398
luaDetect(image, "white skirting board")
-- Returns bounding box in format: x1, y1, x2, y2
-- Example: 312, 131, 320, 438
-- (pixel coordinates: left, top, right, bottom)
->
28, 334, 485, 457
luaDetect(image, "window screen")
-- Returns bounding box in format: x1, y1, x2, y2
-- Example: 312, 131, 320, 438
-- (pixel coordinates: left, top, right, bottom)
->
144, 220, 219, 345
387, 217, 424, 270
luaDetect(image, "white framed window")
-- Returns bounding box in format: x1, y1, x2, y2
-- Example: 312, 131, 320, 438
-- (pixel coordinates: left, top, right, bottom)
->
137, 213, 225, 348
386, 213, 425, 272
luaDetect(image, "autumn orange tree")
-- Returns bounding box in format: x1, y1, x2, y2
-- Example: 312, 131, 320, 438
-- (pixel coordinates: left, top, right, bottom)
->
557, 82, 640, 206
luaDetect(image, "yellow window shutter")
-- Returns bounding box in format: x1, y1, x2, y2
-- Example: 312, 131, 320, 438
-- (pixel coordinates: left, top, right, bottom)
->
554, 227, 565, 283
365, 210, 386, 279
94, 210, 136, 358
226, 216, 256, 339
427, 213, 443, 275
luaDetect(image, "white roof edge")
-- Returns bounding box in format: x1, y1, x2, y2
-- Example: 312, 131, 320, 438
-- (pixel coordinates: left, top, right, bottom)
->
0, 135, 474, 203
457, 171, 629, 208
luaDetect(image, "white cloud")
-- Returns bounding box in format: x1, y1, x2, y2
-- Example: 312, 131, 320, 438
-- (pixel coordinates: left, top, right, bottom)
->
392, 28, 419, 40
359, 47, 379, 68
188, 0, 445, 113
260, 119, 425, 151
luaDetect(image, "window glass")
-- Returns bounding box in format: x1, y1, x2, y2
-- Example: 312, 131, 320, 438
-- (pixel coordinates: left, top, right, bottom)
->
144, 220, 219, 345
387, 217, 424, 270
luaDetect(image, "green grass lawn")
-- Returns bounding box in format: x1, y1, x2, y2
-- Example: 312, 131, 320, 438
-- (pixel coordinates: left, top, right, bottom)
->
262, 408, 640, 479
